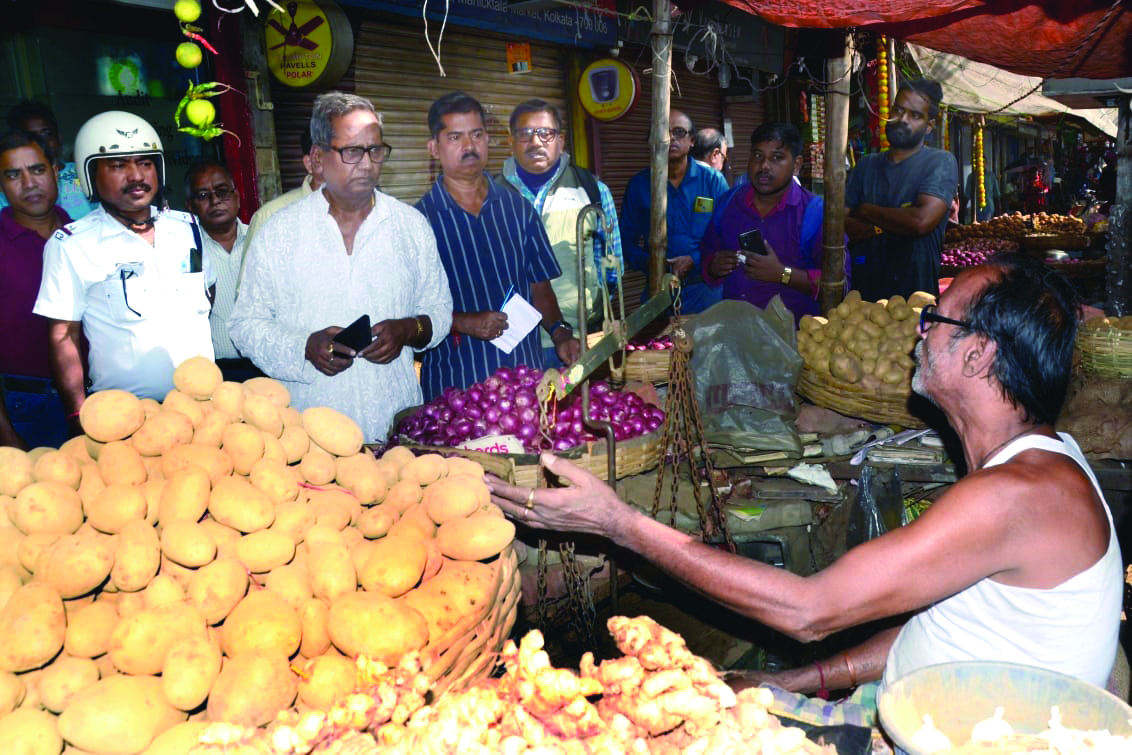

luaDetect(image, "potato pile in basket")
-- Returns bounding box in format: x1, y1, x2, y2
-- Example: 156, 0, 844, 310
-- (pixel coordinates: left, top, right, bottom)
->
945, 212, 1084, 243
0, 357, 515, 754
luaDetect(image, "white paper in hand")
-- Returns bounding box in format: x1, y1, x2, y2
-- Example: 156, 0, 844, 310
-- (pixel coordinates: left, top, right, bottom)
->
491, 293, 542, 354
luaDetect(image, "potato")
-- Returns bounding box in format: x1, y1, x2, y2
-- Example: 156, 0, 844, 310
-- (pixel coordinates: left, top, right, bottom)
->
307, 542, 356, 603
445, 456, 485, 479
423, 475, 489, 524
402, 560, 496, 645
32, 451, 82, 490
209, 477, 274, 533
112, 519, 162, 594
380, 445, 415, 472
186, 558, 247, 624
304, 411, 363, 462
295, 653, 354, 711
12, 482, 83, 535
221, 423, 264, 477
0, 583, 65, 671
235, 530, 294, 573
63, 601, 118, 659
76, 464, 105, 513
435, 513, 515, 562
189, 407, 230, 449
399, 454, 446, 486
160, 444, 232, 483
83, 436, 105, 461
160, 521, 216, 568
0, 670, 24, 714
108, 602, 207, 676
140, 479, 164, 527
270, 501, 316, 543
298, 446, 336, 486
87, 484, 147, 534
372, 459, 400, 489
0, 448, 34, 498
58, 436, 91, 464
130, 411, 194, 458
297, 597, 331, 659
358, 535, 427, 598
58, 675, 185, 754
221, 590, 300, 659
38, 655, 99, 713
210, 381, 245, 418
356, 504, 396, 539
0, 565, 23, 610
242, 394, 283, 438
115, 589, 147, 618
386, 503, 436, 541
162, 389, 207, 429
829, 353, 864, 383
264, 563, 312, 611
19, 532, 61, 575
80, 390, 145, 443
248, 459, 300, 505
328, 592, 428, 662
142, 721, 209, 755
0, 708, 63, 755
334, 452, 387, 505
383, 480, 422, 515
207, 651, 297, 727
40, 533, 116, 599
161, 635, 221, 711
172, 356, 222, 400
278, 426, 310, 465
157, 467, 211, 525
312, 498, 352, 531
260, 432, 287, 466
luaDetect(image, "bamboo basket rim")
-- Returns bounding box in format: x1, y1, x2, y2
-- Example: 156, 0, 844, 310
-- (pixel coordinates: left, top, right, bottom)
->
1077, 319, 1132, 378
1021, 232, 1089, 251
797, 366, 926, 428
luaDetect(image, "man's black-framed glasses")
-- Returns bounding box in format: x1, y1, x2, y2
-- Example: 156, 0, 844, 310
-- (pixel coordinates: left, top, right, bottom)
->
919, 304, 974, 333
190, 187, 235, 204
670, 127, 690, 139
324, 143, 393, 164
514, 127, 561, 143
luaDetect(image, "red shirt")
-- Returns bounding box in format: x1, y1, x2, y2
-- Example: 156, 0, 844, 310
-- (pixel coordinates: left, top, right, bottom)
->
0, 206, 71, 378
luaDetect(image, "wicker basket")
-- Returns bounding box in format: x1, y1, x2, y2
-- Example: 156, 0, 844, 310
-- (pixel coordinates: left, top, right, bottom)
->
1022, 233, 1089, 251
420, 544, 521, 697
797, 366, 926, 428
585, 331, 674, 384
1045, 257, 1107, 280
1077, 318, 1132, 379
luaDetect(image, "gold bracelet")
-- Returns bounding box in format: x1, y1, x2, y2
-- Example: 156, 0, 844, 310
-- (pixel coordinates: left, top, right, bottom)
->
841, 651, 857, 688
414, 316, 424, 338
780, 266, 793, 285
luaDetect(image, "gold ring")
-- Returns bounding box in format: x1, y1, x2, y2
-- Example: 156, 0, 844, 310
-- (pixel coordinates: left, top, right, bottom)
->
524, 489, 536, 509
327, 343, 334, 355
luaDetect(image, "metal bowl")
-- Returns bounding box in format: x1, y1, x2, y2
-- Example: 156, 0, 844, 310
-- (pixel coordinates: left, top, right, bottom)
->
879, 661, 1132, 754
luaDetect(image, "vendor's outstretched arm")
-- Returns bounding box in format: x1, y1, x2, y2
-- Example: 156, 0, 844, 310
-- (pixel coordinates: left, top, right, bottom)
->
854, 194, 949, 237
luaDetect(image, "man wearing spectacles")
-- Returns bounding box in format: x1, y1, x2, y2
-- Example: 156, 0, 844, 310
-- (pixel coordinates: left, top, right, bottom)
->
230, 92, 453, 442
497, 99, 624, 368
620, 110, 729, 314
185, 160, 260, 383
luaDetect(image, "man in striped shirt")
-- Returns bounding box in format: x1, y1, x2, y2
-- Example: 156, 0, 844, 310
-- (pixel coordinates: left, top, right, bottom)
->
416, 92, 579, 402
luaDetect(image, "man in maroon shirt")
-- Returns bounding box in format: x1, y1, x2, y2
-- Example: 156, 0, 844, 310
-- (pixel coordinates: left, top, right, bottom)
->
0, 131, 70, 448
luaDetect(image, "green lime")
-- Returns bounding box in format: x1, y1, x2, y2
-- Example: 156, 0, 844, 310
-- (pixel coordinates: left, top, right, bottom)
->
174, 0, 202, 23
176, 42, 203, 70
185, 99, 216, 128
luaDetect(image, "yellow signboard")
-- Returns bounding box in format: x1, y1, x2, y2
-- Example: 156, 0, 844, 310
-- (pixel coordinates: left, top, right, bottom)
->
265, 0, 353, 89
578, 58, 638, 122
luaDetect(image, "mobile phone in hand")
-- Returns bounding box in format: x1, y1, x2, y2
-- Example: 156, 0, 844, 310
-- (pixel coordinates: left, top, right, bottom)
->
332, 314, 372, 352
738, 228, 769, 256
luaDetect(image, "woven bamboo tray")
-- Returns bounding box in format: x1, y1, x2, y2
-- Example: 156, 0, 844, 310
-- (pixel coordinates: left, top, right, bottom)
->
797, 366, 926, 428
1022, 233, 1089, 251
1077, 318, 1132, 379
420, 544, 521, 698
585, 331, 674, 384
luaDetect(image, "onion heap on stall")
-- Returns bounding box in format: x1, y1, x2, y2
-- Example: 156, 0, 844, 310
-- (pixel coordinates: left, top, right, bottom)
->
396, 366, 665, 453
0, 357, 517, 754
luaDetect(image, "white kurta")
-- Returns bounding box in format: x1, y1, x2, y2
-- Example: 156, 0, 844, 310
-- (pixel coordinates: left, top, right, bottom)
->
229, 188, 452, 441
202, 219, 248, 360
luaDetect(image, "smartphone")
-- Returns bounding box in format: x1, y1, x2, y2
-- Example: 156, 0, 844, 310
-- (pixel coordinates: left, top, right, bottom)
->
738, 228, 768, 256
333, 314, 372, 352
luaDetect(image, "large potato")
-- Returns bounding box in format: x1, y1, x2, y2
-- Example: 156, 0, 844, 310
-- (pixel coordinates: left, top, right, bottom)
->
63, 600, 118, 658
221, 423, 264, 477
359, 535, 427, 597
243, 376, 290, 408
0, 670, 24, 714
220, 589, 301, 658
402, 560, 497, 647
12, 482, 83, 535
108, 602, 207, 676
242, 394, 283, 438
160, 521, 216, 568
58, 674, 185, 754
263, 562, 312, 611
249, 459, 300, 504
206, 651, 297, 728
186, 558, 248, 624
131, 410, 195, 458
0, 447, 34, 498
0, 708, 62, 755
161, 635, 221, 711
18, 532, 60, 575
423, 475, 489, 524
297, 597, 331, 658
335, 452, 387, 505
111, 520, 161, 593
161, 389, 206, 428
235, 530, 295, 573
208, 477, 274, 533
160, 444, 232, 483
142, 721, 209, 755
308, 487, 358, 530
399, 454, 446, 486
210, 381, 244, 418
40, 533, 116, 599
158, 467, 211, 525
302, 407, 363, 457
298, 446, 336, 486
38, 655, 100, 713
87, 483, 147, 534
307, 542, 356, 603
191, 407, 231, 448
32, 451, 82, 489
261, 431, 287, 466
141, 574, 185, 609
98, 441, 147, 486
435, 512, 515, 562
382, 480, 422, 515
279, 426, 309, 464
0, 565, 22, 611
172, 356, 222, 400
79, 389, 145, 442
295, 653, 354, 711
0, 583, 65, 671
327, 592, 428, 663
356, 504, 396, 539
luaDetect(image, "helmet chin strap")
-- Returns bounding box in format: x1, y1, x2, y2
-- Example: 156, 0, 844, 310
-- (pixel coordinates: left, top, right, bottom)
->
100, 200, 158, 231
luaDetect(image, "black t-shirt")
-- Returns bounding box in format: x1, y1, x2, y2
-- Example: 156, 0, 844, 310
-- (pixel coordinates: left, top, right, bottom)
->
846, 147, 958, 301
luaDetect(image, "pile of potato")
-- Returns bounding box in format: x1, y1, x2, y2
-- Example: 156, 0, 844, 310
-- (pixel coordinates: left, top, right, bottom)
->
797, 290, 935, 391
945, 212, 1085, 243
0, 357, 515, 754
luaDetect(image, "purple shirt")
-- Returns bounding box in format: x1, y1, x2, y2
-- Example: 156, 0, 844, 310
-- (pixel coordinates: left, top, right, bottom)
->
701, 182, 837, 323
0, 206, 71, 378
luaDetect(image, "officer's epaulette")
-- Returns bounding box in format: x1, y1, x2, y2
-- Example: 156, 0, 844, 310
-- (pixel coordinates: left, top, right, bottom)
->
162, 209, 197, 224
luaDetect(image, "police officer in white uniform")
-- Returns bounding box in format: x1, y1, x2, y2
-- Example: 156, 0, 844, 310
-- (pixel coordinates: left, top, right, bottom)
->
34, 111, 215, 427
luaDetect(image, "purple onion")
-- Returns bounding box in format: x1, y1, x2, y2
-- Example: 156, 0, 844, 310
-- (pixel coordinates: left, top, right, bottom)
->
463, 404, 483, 420
448, 393, 466, 412
467, 386, 483, 403
499, 412, 518, 433
497, 396, 514, 413
484, 406, 502, 424
519, 407, 537, 425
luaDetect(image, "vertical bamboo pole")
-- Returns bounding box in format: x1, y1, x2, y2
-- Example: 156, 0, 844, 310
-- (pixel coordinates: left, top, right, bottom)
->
648, 0, 673, 296
820, 32, 851, 313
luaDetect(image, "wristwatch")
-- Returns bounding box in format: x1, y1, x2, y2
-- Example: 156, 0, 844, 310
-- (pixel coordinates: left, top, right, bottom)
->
547, 319, 573, 338
780, 266, 793, 285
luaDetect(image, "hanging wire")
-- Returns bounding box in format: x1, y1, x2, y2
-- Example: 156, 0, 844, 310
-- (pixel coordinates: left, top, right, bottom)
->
422, 0, 449, 77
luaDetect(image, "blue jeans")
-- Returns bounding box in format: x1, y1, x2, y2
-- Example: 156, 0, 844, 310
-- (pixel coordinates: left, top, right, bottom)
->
3, 376, 69, 449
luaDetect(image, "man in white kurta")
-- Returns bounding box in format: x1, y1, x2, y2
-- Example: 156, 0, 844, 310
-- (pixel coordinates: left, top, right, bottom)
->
228, 94, 451, 441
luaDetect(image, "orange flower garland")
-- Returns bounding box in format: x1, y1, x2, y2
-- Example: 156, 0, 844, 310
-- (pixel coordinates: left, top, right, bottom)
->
974, 118, 986, 210
877, 35, 890, 151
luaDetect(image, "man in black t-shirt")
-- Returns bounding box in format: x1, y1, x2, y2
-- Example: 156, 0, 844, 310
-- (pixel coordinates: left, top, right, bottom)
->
845, 79, 958, 301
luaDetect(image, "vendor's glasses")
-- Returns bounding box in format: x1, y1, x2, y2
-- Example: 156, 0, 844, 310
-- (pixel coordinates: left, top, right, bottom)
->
514, 127, 561, 143
325, 143, 393, 164
670, 127, 690, 139
190, 187, 235, 204
919, 304, 974, 333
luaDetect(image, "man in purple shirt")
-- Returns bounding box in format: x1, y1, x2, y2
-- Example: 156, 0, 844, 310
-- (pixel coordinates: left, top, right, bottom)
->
0, 131, 71, 448
702, 122, 846, 324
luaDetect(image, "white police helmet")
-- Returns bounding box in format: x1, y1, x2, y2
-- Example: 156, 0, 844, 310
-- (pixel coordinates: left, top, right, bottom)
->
73, 111, 164, 201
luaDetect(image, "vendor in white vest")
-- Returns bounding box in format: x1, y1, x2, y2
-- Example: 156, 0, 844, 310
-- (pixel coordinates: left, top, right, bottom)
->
34, 111, 215, 424
486, 254, 1122, 719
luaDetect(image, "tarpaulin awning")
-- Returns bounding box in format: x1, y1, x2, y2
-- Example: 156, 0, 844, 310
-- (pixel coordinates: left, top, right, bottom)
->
714, 0, 1132, 80
908, 44, 1119, 137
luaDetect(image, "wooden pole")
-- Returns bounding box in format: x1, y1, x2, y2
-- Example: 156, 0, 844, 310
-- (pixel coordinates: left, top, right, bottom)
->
1106, 94, 1131, 314
820, 31, 851, 313
648, 0, 673, 296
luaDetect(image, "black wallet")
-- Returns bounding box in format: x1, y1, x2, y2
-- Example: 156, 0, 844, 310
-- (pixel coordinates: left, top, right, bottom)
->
333, 314, 372, 351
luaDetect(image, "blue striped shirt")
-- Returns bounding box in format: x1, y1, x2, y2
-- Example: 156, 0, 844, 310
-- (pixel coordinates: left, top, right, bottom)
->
416, 174, 561, 402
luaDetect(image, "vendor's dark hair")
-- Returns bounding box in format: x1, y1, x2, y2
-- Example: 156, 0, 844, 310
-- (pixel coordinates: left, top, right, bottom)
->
428, 91, 485, 138
509, 99, 561, 132
0, 130, 56, 166
958, 253, 1079, 424
6, 100, 58, 133
749, 122, 802, 158
899, 78, 944, 120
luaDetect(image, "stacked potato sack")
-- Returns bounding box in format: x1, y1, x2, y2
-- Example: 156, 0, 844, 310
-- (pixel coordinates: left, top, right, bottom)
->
0, 356, 515, 754
192, 616, 830, 754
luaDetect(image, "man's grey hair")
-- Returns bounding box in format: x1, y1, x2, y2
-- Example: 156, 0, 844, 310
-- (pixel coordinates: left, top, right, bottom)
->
310, 92, 383, 146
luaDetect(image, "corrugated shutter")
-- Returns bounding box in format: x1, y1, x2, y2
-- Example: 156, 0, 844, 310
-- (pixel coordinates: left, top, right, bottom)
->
352, 16, 570, 205
723, 97, 766, 186
270, 64, 358, 193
